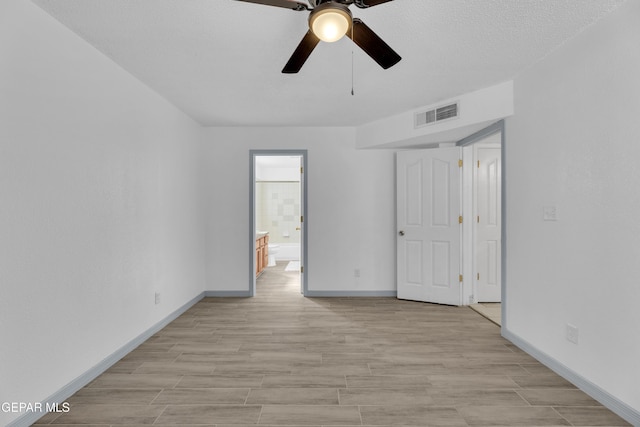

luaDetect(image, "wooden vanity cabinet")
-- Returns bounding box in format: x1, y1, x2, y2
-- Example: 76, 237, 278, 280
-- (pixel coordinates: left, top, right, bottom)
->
256, 234, 269, 276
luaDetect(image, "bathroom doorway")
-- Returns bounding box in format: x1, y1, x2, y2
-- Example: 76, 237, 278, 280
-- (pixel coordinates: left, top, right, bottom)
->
250, 150, 307, 296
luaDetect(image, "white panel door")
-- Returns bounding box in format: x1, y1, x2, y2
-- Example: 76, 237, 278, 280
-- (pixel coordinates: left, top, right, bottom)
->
475, 147, 501, 302
397, 147, 462, 306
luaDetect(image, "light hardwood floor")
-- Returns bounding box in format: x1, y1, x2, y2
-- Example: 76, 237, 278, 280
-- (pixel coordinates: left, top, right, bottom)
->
34, 262, 629, 426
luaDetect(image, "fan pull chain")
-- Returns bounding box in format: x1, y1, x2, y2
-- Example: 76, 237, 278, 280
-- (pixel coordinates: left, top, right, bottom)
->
350, 24, 355, 96
351, 50, 355, 96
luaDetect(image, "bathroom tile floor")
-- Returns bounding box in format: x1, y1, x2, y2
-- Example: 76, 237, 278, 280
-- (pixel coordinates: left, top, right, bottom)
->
34, 264, 629, 426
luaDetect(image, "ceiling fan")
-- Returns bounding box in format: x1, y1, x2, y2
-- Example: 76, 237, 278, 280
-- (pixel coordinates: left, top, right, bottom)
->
235, 0, 401, 73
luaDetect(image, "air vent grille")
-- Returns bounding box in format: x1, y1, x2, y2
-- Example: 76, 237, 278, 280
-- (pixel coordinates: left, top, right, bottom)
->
436, 103, 458, 121
415, 110, 436, 127
414, 102, 459, 128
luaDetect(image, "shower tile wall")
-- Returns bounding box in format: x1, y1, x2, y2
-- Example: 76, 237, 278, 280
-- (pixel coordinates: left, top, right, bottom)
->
256, 182, 300, 244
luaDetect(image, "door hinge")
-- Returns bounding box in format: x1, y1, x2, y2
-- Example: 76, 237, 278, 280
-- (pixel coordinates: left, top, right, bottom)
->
301, 266, 304, 273
458, 215, 463, 224
459, 274, 463, 283
477, 160, 480, 168
300, 215, 304, 223
458, 159, 463, 168
477, 215, 480, 223
477, 272, 480, 280
300, 166, 304, 173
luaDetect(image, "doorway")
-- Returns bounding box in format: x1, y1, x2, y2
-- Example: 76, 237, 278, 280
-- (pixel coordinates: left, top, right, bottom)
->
459, 121, 505, 329
250, 150, 308, 296
396, 121, 504, 311
472, 137, 502, 303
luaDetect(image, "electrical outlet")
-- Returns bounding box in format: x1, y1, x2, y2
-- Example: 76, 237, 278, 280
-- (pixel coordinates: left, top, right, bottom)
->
155, 292, 161, 305
566, 323, 579, 344
354, 269, 361, 278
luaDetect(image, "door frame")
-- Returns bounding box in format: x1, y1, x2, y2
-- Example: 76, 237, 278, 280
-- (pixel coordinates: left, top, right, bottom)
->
249, 149, 308, 297
456, 120, 506, 332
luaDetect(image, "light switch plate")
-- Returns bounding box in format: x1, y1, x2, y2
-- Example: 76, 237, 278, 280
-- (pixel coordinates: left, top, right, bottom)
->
543, 206, 557, 221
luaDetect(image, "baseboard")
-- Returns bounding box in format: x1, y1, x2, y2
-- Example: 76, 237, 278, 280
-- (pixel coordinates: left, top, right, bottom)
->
7, 292, 205, 427
203, 290, 252, 297
502, 329, 640, 426
305, 290, 397, 297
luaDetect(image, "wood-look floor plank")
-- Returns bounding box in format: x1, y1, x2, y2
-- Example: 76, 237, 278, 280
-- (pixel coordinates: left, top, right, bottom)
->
31, 262, 630, 426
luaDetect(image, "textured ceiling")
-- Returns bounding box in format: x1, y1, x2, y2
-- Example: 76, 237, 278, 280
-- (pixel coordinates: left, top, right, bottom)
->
32, 0, 624, 127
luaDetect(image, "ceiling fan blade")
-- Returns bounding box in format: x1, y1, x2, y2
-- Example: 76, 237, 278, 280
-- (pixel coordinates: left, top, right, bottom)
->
234, 0, 309, 11
282, 30, 320, 73
347, 18, 401, 69
354, 0, 394, 8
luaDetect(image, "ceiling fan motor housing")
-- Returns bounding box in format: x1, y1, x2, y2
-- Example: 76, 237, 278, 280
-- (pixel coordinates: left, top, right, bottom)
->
309, 2, 353, 42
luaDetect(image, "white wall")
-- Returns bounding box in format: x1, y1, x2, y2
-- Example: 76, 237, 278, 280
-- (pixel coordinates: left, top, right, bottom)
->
356, 81, 513, 149
0, 1, 205, 425
505, 0, 640, 416
202, 127, 396, 294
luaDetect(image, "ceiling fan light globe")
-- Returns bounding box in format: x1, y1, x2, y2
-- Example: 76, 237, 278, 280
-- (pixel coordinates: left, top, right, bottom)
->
310, 7, 351, 43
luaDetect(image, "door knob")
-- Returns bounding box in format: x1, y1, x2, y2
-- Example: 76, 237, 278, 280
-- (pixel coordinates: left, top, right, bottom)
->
399, 230, 405, 236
